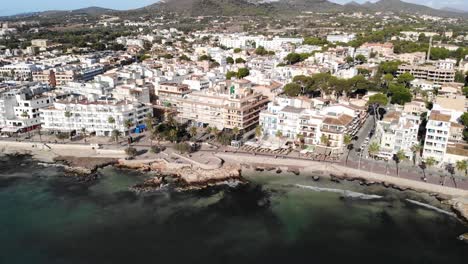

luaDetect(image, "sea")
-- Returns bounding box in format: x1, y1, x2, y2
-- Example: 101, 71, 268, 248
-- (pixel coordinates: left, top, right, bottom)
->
0, 154, 467, 264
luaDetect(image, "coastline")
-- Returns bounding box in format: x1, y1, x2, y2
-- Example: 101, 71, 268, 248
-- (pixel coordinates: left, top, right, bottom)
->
2, 140, 468, 223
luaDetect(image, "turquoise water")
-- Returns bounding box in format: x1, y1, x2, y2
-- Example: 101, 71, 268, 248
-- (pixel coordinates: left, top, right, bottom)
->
0, 155, 467, 264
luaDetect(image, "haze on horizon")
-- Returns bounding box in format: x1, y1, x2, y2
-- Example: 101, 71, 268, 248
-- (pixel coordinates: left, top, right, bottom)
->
0, 0, 467, 16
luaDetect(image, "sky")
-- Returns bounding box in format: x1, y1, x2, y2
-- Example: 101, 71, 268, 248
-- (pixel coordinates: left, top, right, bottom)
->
330, 0, 468, 11
0, 0, 159, 16
0, 0, 467, 16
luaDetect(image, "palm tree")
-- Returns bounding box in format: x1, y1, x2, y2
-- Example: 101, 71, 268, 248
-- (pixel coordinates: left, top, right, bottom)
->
425, 157, 436, 169
276, 130, 283, 148
211, 127, 219, 141
232, 127, 240, 141
189, 126, 198, 141
320, 134, 330, 147
144, 113, 154, 131
368, 142, 380, 159
394, 150, 406, 177
255, 125, 263, 141
81, 127, 87, 141
107, 116, 116, 126
206, 126, 213, 140
296, 133, 305, 150
168, 129, 178, 143
124, 119, 134, 135
64, 111, 72, 138
410, 144, 422, 166
111, 129, 121, 142
456, 160, 468, 177
343, 134, 353, 165
445, 163, 456, 187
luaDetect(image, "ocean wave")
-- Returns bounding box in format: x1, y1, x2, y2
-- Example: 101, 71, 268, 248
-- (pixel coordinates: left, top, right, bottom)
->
295, 184, 383, 200
405, 199, 456, 217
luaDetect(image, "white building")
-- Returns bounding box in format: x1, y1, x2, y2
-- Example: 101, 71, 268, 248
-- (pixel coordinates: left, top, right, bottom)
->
375, 110, 420, 160
327, 33, 356, 43
0, 85, 53, 133
40, 99, 152, 136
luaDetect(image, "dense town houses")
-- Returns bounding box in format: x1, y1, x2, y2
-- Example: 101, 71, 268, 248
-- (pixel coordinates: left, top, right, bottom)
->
0, 20, 466, 170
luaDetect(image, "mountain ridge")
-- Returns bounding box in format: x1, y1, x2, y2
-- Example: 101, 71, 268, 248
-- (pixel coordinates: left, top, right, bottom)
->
2, 0, 467, 18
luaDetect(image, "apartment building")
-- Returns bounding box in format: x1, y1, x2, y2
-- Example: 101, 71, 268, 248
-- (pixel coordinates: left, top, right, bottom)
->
375, 110, 420, 159
175, 83, 269, 132
0, 64, 39, 81
40, 99, 152, 136
33, 69, 78, 87
360, 42, 394, 56
397, 64, 456, 83
422, 110, 452, 163
0, 85, 53, 133
260, 97, 365, 153
155, 82, 191, 107
403, 100, 428, 116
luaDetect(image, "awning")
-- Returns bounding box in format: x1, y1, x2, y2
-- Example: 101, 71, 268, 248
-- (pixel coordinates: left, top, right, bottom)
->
1, 127, 20, 133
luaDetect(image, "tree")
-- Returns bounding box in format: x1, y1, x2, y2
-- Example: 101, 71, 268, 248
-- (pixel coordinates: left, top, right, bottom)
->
108, 116, 116, 127
232, 127, 240, 141
382, 73, 394, 88
111, 129, 121, 142
296, 133, 305, 150
379, 61, 401, 76
125, 147, 138, 157
255, 46, 268, 56
206, 126, 212, 140
344, 134, 353, 165
189, 126, 198, 140
226, 71, 237, 80
389, 83, 412, 105
198, 54, 212, 61
394, 150, 407, 177
235, 58, 246, 64
345, 56, 354, 63
211, 127, 219, 140
168, 129, 178, 143
367, 93, 388, 122
233, 48, 242, 53
368, 142, 380, 159
144, 113, 154, 131
255, 125, 263, 141
459, 112, 468, 127
425, 157, 436, 169
226, 56, 234, 64
397, 72, 415, 88
64, 111, 72, 137
456, 160, 468, 176
355, 54, 367, 63
284, 52, 302, 65
283, 83, 302, 97
124, 119, 134, 134
179, 54, 191, 61
276, 130, 284, 147
236, 68, 250, 79
320, 134, 330, 147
